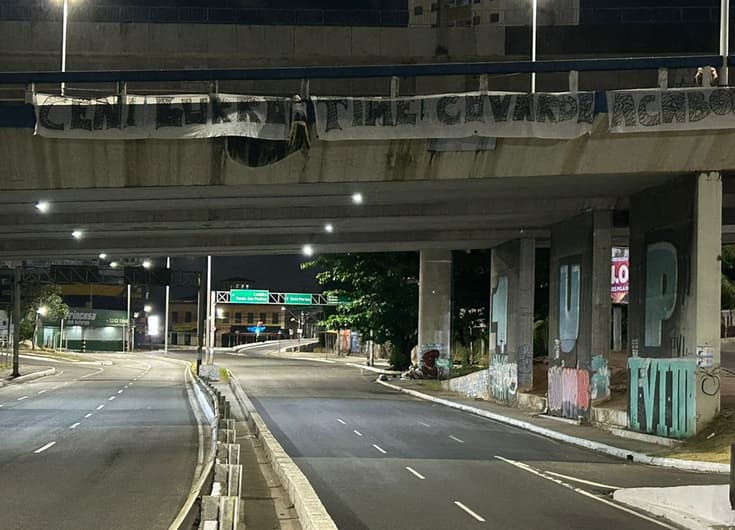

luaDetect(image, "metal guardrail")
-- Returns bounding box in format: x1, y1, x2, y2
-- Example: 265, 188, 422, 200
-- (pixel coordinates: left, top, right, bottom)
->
0, 3, 408, 27
0, 55, 726, 86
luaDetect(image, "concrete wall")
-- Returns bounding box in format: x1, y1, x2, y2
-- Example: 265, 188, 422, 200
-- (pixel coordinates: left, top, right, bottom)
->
0, 21, 505, 96
442, 368, 490, 401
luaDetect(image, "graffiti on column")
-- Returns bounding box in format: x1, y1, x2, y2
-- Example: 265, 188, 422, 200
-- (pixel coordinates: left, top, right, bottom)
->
628, 357, 696, 438
559, 263, 581, 353
491, 275, 508, 353
489, 354, 518, 405
590, 354, 610, 401
548, 364, 591, 419
517, 343, 532, 390
644, 242, 677, 348
419, 343, 449, 379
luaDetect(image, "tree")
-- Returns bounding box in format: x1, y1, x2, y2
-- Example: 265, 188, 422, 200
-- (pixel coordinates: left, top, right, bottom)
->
722, 245, 735, 309
20, 283, 69, 349
302, 252, 419, 369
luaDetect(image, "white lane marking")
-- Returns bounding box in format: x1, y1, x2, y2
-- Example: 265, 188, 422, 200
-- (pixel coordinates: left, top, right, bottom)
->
33, 441, 56, 454
96, 404, 105, 410
353, 430, 363, 437
84, 413, 93, 418
52, 386, 62, 391
405, 467, 426, 480
449, 435, 465, 444
17, 396, 28, 401
38, 389, 48, 395
108, 396, 116, 401
117, 390, 123, 394
494, 456, 677, 529
372, 444, 387, 454
337, 418, 346, 425
79, 367, 104, 380
418, 421, 431, 427
69, 422, 80, 429
454, 501, 486, 522
545, 471, 620, 490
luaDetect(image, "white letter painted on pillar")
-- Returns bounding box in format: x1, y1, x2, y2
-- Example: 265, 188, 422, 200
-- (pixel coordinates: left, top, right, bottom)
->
492, 275, 508, 353
644, 242, 677, 348
559, 263, 581, 354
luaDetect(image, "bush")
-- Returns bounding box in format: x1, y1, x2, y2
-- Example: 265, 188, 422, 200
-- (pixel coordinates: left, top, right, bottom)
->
390, 348, 410, 370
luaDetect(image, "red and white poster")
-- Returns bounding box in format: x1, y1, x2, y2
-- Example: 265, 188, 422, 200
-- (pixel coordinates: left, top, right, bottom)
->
611, 247, 629, 304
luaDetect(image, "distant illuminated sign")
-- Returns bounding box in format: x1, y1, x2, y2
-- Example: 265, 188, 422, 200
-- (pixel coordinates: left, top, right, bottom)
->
230, 289, 270, 304
611, 247, 629, 304
285, 293, 312, 305
247, 326, 266, 334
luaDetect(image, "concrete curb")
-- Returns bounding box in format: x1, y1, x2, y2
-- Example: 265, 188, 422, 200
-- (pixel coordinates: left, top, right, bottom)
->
228, 372, 338, 530
377, 380, 730, 475
613, 487, 732, 530
344, 362, 402, 376
0, 367, 55, 388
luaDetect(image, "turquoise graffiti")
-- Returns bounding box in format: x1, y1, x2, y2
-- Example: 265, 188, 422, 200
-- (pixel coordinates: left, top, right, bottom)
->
590, 354, 610, 401
492, 275, 508, 353
644, 242, 677, 348
628, 357, 696, 438
559, 263, 581, 353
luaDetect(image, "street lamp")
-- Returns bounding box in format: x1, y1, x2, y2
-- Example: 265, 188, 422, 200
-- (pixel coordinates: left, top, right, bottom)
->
531, 0, 538, 93
54, 0, 73, 95
721, 0, 730, 86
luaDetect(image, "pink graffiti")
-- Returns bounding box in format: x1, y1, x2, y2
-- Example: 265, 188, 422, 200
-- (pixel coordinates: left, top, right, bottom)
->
547, 366, 591, 419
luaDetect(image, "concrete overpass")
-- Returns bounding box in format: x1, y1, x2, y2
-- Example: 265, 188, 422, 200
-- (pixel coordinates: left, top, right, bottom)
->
0, 56, 731, 440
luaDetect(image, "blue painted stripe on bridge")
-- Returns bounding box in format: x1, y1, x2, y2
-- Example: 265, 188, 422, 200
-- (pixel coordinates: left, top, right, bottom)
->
0, 55, 725, 85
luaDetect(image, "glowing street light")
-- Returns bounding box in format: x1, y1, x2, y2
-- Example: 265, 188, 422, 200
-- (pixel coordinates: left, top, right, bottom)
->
324, 223, 334, 233
351, 192, 364, 205
37, 306, 49, 317
110, 261, 119, 268
302, 244, 314, 257
35, 201, 51, 213
71, 229, 83, 240
98, 253, 107, 260
142, 259, 152, 269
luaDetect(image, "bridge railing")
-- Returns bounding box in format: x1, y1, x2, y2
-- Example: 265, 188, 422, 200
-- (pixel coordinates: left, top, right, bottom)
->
0, 55, 729, 105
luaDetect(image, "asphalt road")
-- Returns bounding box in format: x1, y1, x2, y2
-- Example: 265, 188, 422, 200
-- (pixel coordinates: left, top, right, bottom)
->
0, 353, 199, 530
721, 342, 735, 372
209, 344, 727, 530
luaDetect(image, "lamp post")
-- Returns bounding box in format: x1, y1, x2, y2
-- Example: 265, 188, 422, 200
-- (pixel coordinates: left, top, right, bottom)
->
531, 0, 538, 93
56, 0, 71, 95
721, 0, 730, 86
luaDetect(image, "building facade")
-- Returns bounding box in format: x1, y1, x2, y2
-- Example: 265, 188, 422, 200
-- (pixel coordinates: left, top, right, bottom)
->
409, 0, 580, 27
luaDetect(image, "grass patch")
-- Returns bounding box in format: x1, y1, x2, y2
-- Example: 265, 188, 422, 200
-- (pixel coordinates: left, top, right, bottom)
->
416, 380, 443, 392
219, 367, 230, 383
450, 365, 486, 378
661, 409, 735, 464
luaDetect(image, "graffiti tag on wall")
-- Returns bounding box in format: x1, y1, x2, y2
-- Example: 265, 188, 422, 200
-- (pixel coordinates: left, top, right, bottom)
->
644, 242, 678, 348
590, 355, 610, 401
548, 365, 590, 419
492, 276, 508, 353
559, 263, 581, 353
446, 369, 490, 401
489, 354, 517, 405
628, 357, 696, 438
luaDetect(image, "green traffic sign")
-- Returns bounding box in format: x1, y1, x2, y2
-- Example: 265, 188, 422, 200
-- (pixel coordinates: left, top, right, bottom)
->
230, 289, 270, 304
327, 294, 352, 304
284, 293, 313, 305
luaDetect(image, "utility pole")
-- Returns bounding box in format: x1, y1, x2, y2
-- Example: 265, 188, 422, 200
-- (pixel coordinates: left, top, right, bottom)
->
196, 270, 204, 374
164, 257, 170, 354
12, 264, 21, 377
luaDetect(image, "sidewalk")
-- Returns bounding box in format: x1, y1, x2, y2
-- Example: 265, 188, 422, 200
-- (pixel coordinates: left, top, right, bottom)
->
0, 363, 56, 387
272, 346, 401, 374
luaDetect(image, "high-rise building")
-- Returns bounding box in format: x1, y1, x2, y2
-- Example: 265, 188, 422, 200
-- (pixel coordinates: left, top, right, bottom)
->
408, 0, 580, 28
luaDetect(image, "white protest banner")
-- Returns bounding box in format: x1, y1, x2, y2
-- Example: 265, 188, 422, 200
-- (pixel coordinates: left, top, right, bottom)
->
33, 93, 291, 140
313, 91, 595, 140
607, 87, 735, 133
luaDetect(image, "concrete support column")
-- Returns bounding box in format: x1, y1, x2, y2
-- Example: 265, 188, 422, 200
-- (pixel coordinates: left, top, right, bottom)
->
418, 249, 452, 379
490, 238, 536, 391
548, 210, 612, 419
591, 210, 613, 363
628, 172, 722, 438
